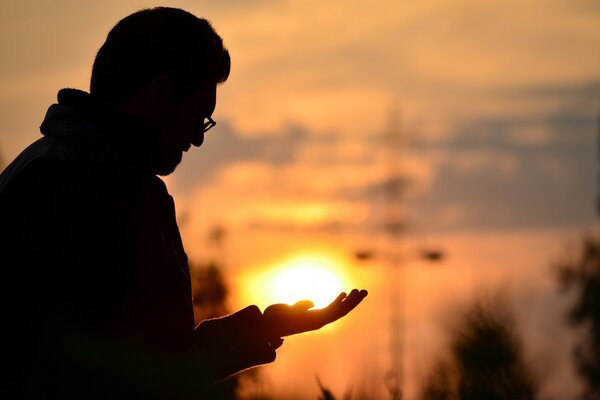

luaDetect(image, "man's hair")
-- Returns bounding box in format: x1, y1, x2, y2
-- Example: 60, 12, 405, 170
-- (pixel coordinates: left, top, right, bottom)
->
90, 7, 230, 104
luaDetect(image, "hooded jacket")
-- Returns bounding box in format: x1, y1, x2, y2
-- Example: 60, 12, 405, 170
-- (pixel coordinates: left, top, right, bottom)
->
0, 89, 198, 398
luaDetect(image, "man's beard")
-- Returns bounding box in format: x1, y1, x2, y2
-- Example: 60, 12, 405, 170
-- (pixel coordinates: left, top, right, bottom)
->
153, 147, 182, 176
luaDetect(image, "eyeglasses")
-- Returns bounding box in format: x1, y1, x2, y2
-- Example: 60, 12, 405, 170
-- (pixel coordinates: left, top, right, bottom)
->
203, 116, 216, 133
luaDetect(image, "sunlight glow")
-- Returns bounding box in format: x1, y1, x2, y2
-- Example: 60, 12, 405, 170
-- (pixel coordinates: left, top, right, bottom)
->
264, 255, 348, 309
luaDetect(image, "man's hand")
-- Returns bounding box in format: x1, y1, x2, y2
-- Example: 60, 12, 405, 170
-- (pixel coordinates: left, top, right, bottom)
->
192, 289, 367, 381
193, 305, 282, 381
263, 289, 368, 338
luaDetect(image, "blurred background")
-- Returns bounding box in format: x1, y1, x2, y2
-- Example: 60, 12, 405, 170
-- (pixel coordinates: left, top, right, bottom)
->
1, 1, 599, 399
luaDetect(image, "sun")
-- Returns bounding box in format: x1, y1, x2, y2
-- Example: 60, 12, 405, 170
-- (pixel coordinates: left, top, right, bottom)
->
262, 255, 348, 309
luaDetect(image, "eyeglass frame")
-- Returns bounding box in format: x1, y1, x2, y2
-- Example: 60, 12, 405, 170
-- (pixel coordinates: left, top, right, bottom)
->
203, 116, 216, 133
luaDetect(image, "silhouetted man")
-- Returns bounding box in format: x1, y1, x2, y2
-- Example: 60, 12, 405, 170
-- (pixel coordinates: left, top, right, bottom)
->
0, 7, 366, 399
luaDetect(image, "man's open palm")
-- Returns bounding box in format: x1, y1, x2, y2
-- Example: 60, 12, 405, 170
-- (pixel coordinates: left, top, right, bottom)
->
263, 289, 368, 338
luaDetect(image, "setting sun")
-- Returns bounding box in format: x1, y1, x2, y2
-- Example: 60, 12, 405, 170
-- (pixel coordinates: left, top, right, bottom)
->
251, 254, 350, 309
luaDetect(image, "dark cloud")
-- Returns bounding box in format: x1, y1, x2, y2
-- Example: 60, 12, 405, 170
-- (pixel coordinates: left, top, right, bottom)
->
335, 100, 599, 233
411, 111, 598, 232
171, 121, 310, 193
172, 80, 598, 234
419, 155, 594, 231
497, 80, 600, 102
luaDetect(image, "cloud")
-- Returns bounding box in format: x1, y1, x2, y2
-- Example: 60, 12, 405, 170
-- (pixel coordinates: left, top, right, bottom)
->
170, 95, 597, 240
409, 117, 598, 232
208, 0, 600, 135
1, 0, 598, 157
507, 126, 554, 147
171, 121, 321, 193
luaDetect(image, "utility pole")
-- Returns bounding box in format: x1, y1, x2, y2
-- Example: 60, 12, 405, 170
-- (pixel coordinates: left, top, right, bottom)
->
383, 107, 406, 400
354, 107, 446, 398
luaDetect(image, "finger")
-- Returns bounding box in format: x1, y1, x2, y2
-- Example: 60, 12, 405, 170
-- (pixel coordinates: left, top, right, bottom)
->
337, 289, 368, 316
321, 292, 346, 311
291, 300, 314, 311
342, 289, 367, 308
264, 300, 314, 315
234, 305, 263, 321
250, 339, 280, 365
262, 291, 367, 337
264, 303, 292, 314
334, 292, 347, 303
351, 288, 368, 301
321, 289, 367, 321
323, 291, 350, 313
268, 337, 284, 350
257, 345, 277, 364
344, 289, 362, 306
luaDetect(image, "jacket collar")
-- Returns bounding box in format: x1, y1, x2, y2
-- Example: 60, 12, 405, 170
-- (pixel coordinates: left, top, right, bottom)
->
40, 88, 157, 176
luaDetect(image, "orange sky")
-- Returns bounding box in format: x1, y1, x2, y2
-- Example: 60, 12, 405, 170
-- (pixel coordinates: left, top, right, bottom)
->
1, 1, 599, 398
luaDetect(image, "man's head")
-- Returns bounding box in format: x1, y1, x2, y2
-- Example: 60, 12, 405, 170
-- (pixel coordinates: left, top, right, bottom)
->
90, 7, 230, 175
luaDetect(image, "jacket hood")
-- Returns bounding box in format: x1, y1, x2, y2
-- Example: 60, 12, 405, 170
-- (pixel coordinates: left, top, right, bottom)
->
40, 88, 155, 175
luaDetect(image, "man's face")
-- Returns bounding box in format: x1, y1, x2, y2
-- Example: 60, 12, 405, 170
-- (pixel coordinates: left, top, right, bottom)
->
152, 83, 217, 176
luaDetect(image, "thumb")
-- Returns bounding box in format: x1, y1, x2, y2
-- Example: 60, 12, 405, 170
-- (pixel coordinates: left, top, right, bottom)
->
264, 300, 315, 315
291, 300, 314, 312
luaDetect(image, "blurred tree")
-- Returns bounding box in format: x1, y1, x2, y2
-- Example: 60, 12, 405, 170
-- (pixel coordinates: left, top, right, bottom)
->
190, 259, 239, 399
191, 261, 230, 322
554, 112, 600, 399
317, 378, 337, 400
189, 225, 268, 400
419, 299, 537, 400
420, 361, 454, 400
189, 224, 239, 399
557, 235, 600, 400
316, 376, 353, 400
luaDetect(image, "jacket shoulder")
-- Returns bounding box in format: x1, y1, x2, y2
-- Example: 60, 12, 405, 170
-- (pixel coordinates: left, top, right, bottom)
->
0, 136, 77, 197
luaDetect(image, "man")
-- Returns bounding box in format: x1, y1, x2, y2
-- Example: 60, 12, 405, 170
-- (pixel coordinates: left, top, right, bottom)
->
0, 7, 367, 399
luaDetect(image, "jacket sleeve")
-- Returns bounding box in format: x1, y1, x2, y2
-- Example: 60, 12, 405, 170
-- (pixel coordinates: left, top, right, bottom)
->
0, 160, 226, 398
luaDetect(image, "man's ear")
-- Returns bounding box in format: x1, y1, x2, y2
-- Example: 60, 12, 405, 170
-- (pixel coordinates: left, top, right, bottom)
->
146, 75, 175, 113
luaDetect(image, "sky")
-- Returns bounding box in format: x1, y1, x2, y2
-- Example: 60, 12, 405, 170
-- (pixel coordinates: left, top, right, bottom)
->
1, 0, 599, 399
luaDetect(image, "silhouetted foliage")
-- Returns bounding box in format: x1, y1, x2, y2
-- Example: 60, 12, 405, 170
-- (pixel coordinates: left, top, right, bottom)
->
190, 254, 265, 400
557, 234, 600, 399
420, 299, 537, 400
317, 381, 337, 400
420, 361, 454, 400
316, 376, 353, 400
191, 261, 230, 321
190, 260, 238, 400
554, 116, 600, 399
